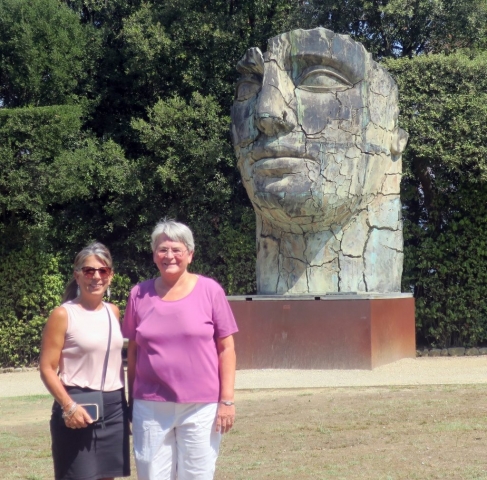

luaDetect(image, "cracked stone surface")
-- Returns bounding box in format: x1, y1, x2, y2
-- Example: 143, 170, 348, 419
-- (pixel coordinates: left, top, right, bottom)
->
231, 28, 409, 294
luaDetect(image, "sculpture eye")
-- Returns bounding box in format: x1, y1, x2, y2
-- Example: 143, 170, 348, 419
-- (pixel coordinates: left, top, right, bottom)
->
297, 66, 352, 92
235, 77, 261, 101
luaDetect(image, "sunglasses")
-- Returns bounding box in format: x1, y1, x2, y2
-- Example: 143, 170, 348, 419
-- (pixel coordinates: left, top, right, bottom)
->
79, 267, 112, 279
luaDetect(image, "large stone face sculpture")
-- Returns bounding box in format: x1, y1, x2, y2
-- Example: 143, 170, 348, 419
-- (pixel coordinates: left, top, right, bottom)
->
231, 28, 409, 295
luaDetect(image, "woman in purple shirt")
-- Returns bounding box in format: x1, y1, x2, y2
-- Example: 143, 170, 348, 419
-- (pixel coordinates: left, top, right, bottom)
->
122, 220, 238, 480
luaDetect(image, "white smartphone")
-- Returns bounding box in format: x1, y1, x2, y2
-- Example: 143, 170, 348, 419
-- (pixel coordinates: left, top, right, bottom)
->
80, 403, 99, 422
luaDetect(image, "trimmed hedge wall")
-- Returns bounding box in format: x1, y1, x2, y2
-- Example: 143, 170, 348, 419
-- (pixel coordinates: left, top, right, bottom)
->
387, 50, 487, 347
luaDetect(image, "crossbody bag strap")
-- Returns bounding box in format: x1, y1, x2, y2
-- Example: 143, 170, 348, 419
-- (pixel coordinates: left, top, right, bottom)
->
100, 304, 112, 392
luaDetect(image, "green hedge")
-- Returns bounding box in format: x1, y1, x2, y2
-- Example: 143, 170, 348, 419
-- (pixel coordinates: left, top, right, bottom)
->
0, 248, 64, 366
386, 50, 487, 347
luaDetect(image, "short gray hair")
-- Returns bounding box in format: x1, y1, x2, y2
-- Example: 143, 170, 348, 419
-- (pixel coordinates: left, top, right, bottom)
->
151, 220, 195, 252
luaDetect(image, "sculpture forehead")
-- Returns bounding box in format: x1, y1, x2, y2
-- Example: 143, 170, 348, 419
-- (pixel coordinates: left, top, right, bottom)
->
264, 28, 370, 84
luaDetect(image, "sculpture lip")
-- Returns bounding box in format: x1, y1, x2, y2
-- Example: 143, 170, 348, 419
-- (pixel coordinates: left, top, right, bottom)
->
250, 146, 314, 165
253, 157, 316, 177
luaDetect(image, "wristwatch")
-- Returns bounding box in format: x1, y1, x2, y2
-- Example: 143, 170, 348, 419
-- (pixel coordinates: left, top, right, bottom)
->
220, 400, 235, 406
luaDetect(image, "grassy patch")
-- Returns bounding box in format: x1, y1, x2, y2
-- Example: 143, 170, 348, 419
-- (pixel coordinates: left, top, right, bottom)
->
3, 386, 487, 479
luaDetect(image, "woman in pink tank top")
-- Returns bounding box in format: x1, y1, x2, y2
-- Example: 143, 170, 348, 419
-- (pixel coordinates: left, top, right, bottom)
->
40, 243, 130, 480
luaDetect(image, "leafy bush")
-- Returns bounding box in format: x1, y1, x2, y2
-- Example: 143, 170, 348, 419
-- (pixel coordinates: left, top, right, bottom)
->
110, 273, 133, 320
0, 248, 64, 366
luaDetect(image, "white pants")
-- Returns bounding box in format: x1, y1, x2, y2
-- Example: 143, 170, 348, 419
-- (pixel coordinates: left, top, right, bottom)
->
133, 400, 221, 480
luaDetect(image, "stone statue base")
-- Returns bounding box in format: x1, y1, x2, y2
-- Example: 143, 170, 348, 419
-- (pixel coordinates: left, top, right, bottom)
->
228, 294, 415, 370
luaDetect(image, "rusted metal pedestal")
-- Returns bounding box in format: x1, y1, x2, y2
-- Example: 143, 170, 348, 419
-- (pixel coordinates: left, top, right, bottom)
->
228, 294, 415, 370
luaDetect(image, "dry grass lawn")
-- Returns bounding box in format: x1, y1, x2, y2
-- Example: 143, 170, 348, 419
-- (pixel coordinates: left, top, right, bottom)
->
2, 385, 487, 479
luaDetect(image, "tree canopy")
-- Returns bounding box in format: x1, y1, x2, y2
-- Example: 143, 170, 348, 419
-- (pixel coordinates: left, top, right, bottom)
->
299, 0, 487, 58
0, 0, 100, 107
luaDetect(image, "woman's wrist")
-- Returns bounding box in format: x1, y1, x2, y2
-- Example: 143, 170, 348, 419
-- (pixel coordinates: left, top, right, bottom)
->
61, 399, 75, 411
62, 402, 78, 419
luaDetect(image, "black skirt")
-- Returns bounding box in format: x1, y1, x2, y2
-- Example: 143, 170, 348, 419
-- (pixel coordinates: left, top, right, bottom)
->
50, 387, 131, 480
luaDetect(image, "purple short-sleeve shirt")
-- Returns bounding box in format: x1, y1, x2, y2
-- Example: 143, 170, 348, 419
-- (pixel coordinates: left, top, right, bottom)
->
122, 276, 238, 403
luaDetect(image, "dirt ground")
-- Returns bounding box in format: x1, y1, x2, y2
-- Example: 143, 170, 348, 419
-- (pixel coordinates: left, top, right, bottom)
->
3, 385, 487, 480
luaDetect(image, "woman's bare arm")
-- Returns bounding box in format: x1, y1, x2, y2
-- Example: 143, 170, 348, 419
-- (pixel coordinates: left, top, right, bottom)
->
216, 334, 236, 433
39, 307, 92, 427
126, 340, 137, 420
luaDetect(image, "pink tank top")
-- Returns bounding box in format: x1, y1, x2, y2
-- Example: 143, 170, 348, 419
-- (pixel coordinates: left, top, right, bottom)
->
59, 301, 124, 391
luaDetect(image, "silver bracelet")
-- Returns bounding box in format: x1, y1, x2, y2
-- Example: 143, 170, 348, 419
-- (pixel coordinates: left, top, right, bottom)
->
62, 402, 78, 419
220, 400, 235, 406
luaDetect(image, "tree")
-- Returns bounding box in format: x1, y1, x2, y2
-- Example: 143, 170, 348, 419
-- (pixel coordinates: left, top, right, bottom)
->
126, 93, 255, 293
0, 105, 137, 257
0, 0, 100, 107
299, 0, 487, 58
105, 0, 303, 125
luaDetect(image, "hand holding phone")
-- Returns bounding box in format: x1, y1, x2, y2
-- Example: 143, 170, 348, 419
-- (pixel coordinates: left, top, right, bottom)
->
80, 403, 99, 422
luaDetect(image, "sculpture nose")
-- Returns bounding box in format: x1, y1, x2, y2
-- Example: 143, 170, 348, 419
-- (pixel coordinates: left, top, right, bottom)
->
254, 62, 296, 137
255, 113, 294, 137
